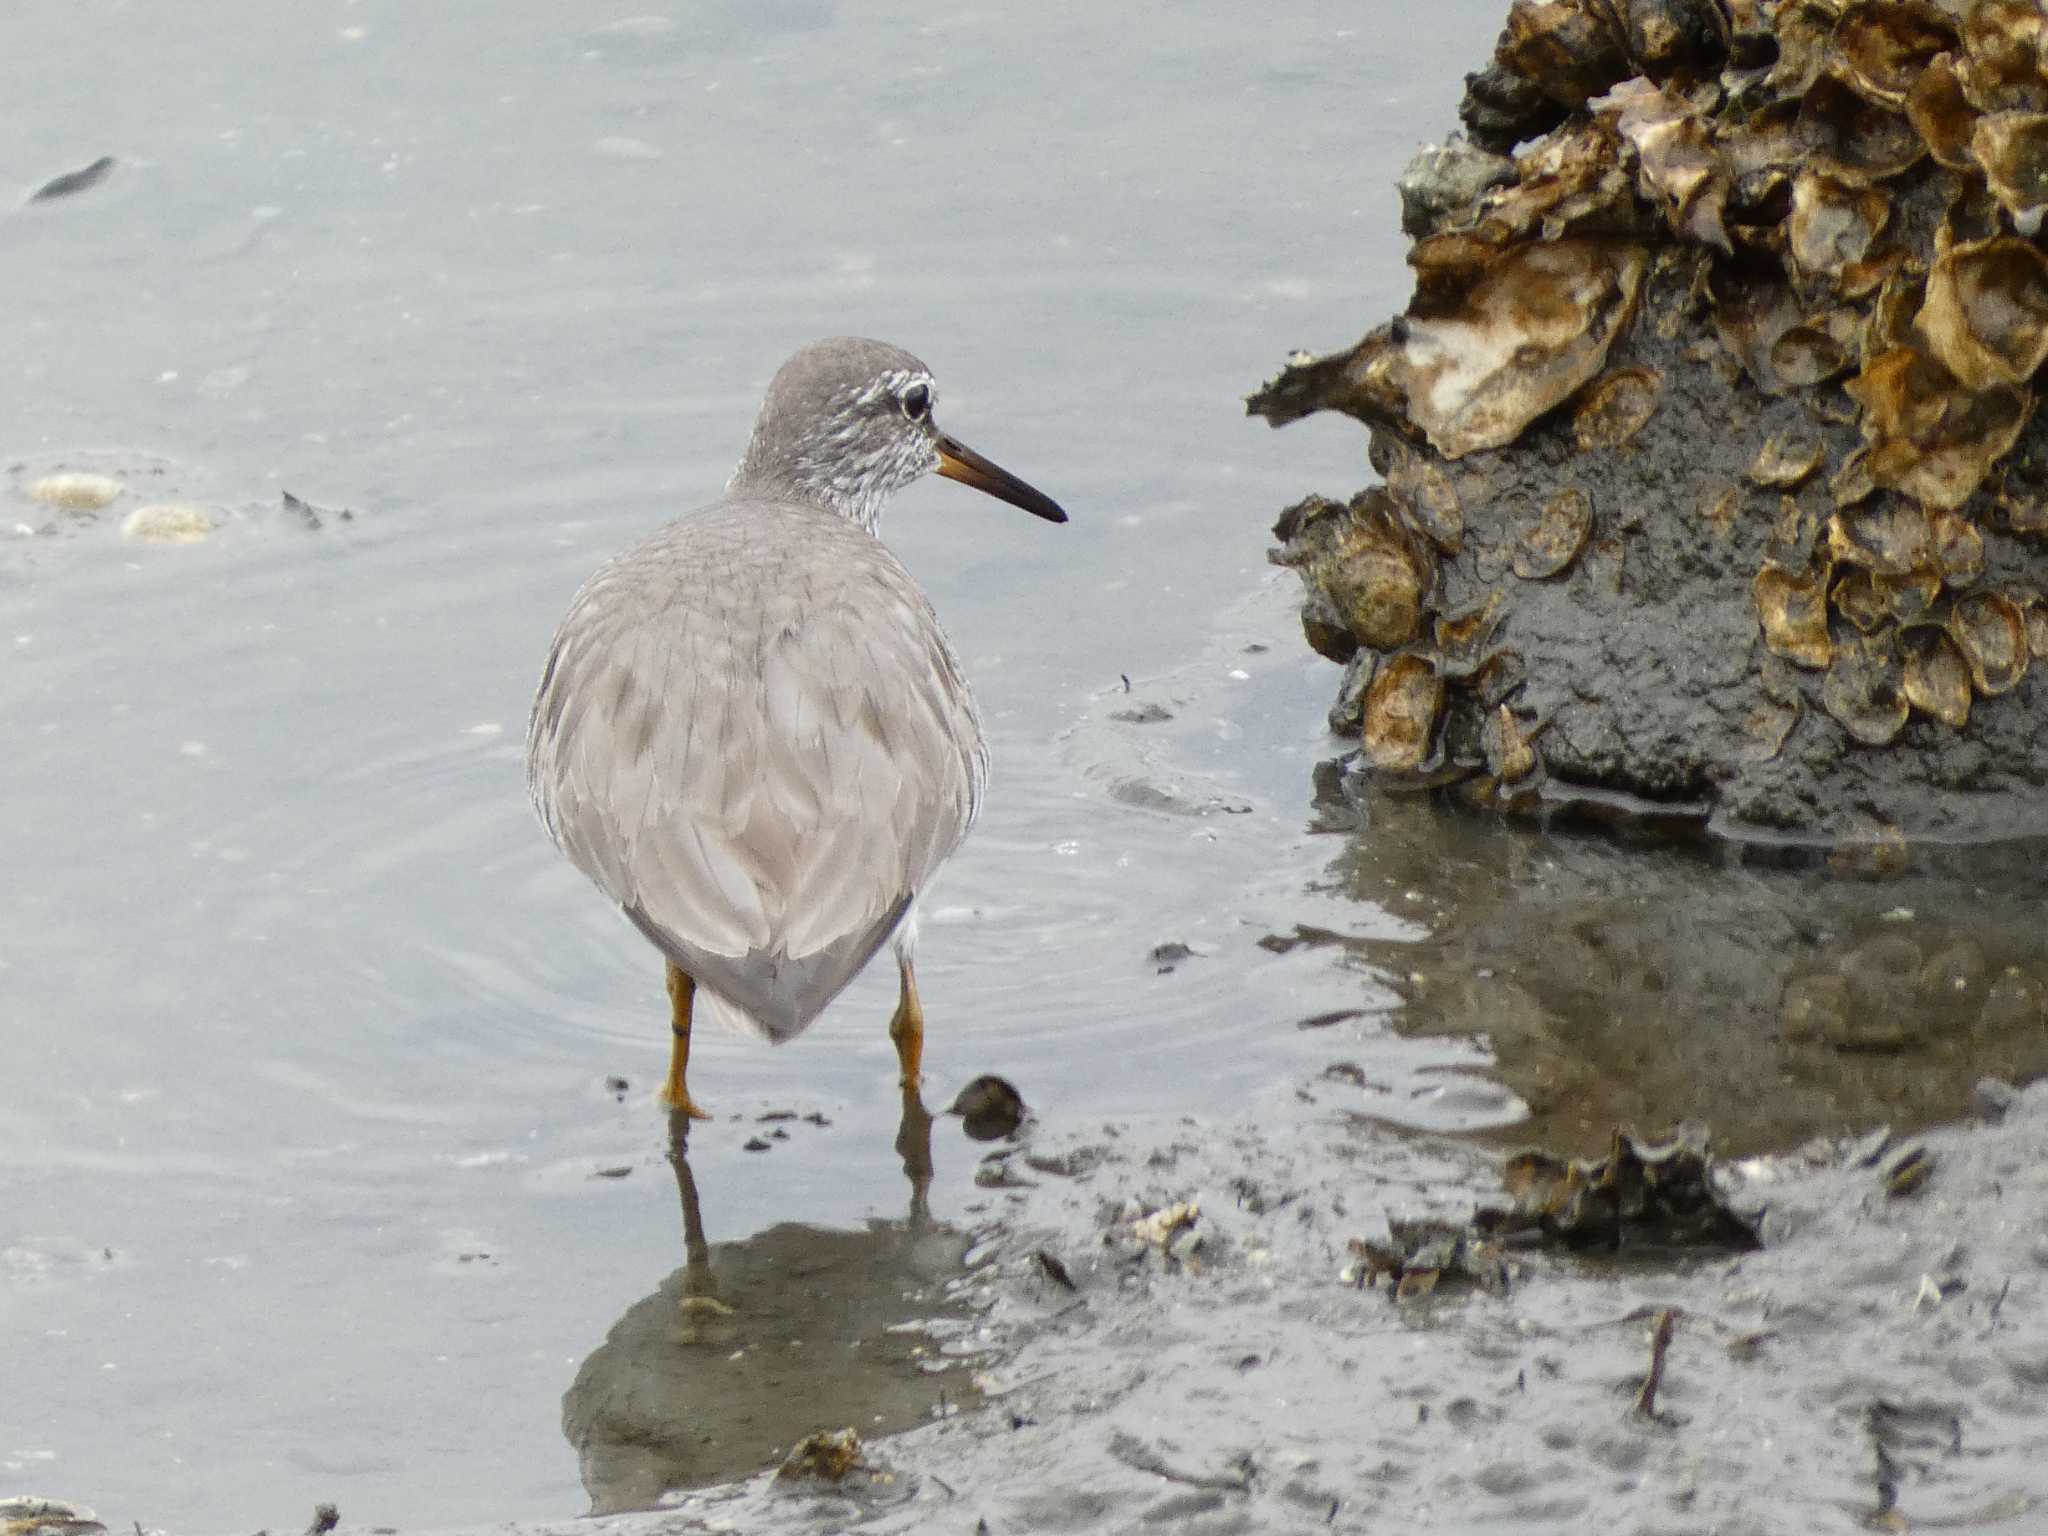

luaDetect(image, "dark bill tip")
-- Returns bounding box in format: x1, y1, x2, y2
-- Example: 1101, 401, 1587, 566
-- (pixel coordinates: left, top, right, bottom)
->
935, 433, 1068, 524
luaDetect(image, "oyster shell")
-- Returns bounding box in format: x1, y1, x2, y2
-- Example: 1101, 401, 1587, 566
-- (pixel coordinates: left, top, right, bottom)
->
1748, 434, 1825, 488
1513, 487, 1595, 578
1846, 345, 2032, 511
1822, 629, 1910, 744
1572, 365, 1663, 450
1971, 111, 2048, 234
1905, 52, 1977, 170
1947, 589, 2030, 694
1362, 654, 1446, 772
1754, 562, 1832, 668
1312, 491, 1438, 652
1915, 236, 2048, 391
1902, 627, 1972, 727
1830, 1, 1959, 112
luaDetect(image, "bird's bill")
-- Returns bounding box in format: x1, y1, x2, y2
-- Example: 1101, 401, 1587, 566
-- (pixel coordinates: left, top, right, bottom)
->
935, 433, 1069, 524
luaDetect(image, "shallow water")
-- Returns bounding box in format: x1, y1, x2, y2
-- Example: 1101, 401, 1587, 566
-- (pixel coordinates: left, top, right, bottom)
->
5, 4, 2045, 1532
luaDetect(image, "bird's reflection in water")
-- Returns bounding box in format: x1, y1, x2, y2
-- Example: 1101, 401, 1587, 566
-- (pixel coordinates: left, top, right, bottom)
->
560, 1092, 974, 1515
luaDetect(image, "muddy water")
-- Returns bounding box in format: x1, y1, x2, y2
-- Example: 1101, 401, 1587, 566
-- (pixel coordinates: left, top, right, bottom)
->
4, 3, 2044, 1533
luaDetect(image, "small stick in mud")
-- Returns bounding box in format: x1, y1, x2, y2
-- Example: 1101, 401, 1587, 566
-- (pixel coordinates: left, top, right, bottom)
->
1632, 1308, 1678, 1419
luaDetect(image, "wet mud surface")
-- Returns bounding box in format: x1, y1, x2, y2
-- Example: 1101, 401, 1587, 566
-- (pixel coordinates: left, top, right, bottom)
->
425, 1079, 2048, 1536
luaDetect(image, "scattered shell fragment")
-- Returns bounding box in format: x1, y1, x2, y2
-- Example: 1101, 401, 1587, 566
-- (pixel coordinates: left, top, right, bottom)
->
777, 1428, 865, 1483
1362, 654, 1445, 772
1901, 629, 1971, 727
1828, 500, 1930, 574
1131, 1201, 1200, 1247
1828, 445, 1877, 506
1512, 487, 1594, 579
0, 1501, 106, 1536
27, 472, 122, 511
1822, 630, 1909, 745
1754, 563, 1832, 668
1747, 435, 1824, 489
1927, 509, 1983, 584
1571, 365, 1662, 451
1947, 590, 2029, 695
119, 503, 215, 544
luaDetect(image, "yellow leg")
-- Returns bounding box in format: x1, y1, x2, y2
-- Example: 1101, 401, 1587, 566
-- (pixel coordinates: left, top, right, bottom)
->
888, 954, 925, 1089
660, 964, 711, 1120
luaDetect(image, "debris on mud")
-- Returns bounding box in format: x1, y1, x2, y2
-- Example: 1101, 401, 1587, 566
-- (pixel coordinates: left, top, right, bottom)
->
1345, 1217, 1509, 1298
0, 1501, 105, 1536
1482, 1124, 1762, 1251
1254, 0, 2048, 844
775, 1429, 866, 1485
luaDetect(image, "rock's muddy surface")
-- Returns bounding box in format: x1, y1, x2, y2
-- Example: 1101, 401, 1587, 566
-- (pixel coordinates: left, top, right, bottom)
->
1255, 0, 2048, 846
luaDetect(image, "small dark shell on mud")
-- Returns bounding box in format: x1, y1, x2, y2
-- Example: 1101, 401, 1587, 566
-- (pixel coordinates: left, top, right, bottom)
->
1916, 236, 2048, 392
1754, 562, 1832, 668
1512, 487, 1595, 579
1901, 627, 1972, 728
1362, 654, 1446, 772
1822, 630, 1909, 745
1747, 434, 1824, 488
1572, 365, 1663, 450
1947, 589, 2030, 695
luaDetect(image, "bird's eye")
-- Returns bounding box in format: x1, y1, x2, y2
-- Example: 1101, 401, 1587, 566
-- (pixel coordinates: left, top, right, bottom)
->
899, 382, 932, 422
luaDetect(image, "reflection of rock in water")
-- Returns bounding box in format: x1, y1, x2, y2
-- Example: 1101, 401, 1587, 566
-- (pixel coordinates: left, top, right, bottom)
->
1310, 771, 2048, 1154
560, 1121, 975, 1515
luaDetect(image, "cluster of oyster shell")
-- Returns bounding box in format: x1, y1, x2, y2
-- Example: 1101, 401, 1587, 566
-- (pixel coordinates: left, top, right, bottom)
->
1257, 0, 2048, 787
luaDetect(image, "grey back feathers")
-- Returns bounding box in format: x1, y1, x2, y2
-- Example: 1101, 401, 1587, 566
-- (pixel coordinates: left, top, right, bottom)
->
527, 339, 987, 1041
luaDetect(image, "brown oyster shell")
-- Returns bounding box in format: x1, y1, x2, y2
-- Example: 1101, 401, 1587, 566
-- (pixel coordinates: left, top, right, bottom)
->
1397, 240, 1648, 458
1384, 451, 1466, 553
1623, 0, 1732, 78
1310, 491, 1437, 652
1748, 435, 1825, 488
1830, 443, 1878, 505
1822, 630, 1910, 744
1801, 78, 1927, 185
1905, 52, 1978, 170
1482, 702, 1538, 783
1828, 499, 1932, 574
1830, 1, 1959, 112
1499, 0, 1633, 112
1787, 169, 1890, 282
1947, 589, 2030, 694
1845, 346, 2032, 511
1362, 654, 1446, 772
1928, 509, 1984, 584
1513, 487, 1595, 578
1754, 562, 1833, 668
1915, 236, 2048, 391
1597, 78, 1732, 250
1901, 627, 1972, 727
1572, 365, 1663, 450
1971, 112, 2048, 232
1960, 1, 2048, 114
